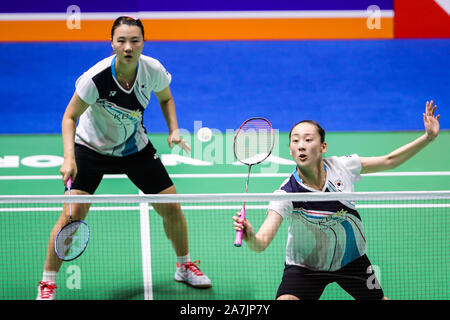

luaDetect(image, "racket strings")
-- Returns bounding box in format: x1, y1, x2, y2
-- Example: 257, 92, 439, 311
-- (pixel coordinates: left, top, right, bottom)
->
55, 221, 89, 261
234, 119, 274, 165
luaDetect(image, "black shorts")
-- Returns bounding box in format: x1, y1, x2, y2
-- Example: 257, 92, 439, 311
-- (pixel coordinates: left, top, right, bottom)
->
276, 254, 384, 300
70, 142, 173, 194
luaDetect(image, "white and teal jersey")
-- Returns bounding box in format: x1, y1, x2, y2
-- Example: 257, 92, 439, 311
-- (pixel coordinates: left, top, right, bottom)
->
74, 54, 171, 156
268, 154, 367, 271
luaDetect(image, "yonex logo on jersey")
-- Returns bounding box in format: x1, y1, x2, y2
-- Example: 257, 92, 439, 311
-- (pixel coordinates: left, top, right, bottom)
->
153, 153, 159, 160
109, 91, 117, 97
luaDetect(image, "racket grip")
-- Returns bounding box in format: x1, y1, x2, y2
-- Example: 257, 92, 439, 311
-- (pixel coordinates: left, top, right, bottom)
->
66, 176, 72, 189
234, 207, 246, 247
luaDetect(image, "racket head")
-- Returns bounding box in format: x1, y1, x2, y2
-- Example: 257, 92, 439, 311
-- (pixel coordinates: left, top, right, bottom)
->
54, 220, 90, 261
233, 117, 275, 166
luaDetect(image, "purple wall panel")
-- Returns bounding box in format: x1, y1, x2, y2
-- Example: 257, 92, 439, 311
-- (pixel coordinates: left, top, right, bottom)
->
1, 0, 393, 13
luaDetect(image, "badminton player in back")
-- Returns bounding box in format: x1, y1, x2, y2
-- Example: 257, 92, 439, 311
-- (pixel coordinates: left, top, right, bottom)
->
37, 16, 211, 300
233, 101, 440, 300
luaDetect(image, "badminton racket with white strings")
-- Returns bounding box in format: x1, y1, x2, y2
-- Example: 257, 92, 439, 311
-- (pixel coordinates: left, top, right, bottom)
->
54, 177, 90, 261
233, 117, 275, 247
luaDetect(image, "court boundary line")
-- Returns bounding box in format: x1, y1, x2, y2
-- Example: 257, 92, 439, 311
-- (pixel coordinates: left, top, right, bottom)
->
1, 171, 450, 181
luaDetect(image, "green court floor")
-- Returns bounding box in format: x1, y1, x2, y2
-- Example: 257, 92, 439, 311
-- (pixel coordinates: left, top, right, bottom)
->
1, 131, 449, 299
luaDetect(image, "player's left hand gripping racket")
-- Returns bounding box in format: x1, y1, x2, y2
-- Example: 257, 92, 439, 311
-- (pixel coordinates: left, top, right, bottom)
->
54, 177, 90, 261
233, 117, 275, 247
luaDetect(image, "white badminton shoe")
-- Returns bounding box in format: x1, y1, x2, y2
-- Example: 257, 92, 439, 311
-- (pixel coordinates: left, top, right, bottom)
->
174, 260, 211, 288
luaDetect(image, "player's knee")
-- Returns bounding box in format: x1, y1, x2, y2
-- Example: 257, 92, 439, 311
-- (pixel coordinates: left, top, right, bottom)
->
63, 202, 90, 220
166, 203, 182, 216
154, 202, 183, 220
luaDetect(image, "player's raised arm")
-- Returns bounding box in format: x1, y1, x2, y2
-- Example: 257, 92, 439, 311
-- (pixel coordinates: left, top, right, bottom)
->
360, 100, 441, 174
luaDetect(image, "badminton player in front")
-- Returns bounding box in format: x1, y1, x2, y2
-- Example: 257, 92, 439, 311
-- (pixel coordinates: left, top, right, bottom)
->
37, 16, 211, 300
233, 101, 440, 300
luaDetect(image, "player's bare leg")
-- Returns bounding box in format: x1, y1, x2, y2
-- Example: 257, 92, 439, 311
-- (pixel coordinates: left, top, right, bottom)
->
152, 185, 211, 288
37, 189, 90, 299
152, 185, 189, 256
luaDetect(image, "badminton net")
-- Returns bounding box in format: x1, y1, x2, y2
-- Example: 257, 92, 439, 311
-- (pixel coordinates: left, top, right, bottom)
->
0, 191, 449, 300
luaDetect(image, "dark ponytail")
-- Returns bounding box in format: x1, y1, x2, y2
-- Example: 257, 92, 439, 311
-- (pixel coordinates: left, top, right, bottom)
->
289, 120, 326, 143
111, 16, 145, 40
